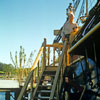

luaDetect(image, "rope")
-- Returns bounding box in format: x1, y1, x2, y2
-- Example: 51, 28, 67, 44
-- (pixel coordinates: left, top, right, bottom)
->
76, 0, 85, 24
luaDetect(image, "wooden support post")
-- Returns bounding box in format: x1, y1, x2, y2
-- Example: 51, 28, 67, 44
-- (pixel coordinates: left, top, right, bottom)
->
53, 47, 55, 66
43, 38, 46, 69
5, 91, 10, 100
64, 49, 67, 67
93, 42, 99, 80
58, 47, 61, 63
38, 60, 40, 81
85, 48, 89, 64
66, 40, 70, 66
31, 71, 33, 100
48, 47, 50, 66
15, 89, 20, 100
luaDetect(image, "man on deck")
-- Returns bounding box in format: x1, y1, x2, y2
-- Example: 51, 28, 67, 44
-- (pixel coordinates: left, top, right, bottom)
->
61, 3, 78, 43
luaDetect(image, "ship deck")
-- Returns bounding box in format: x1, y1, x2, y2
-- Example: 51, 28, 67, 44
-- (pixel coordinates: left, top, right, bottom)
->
68, 22, 100, 66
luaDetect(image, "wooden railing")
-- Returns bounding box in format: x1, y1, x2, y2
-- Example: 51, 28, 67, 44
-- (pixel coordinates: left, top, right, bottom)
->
17, 38, 63, 100
32, 41, 63, 99
46, 43, 63, 66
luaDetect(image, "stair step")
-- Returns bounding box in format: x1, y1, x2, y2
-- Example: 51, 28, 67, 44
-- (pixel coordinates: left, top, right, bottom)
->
39, 84, 52, 86
43, 70, 56, 75
42, 75, 55, 77
37, 90, 51, 93
38, 85, 52, 90
33, 66, 57, 100
39, 79, 53, 86
45, 66, 58, 71
36, 90, 51, 96
34, 96, 57, 100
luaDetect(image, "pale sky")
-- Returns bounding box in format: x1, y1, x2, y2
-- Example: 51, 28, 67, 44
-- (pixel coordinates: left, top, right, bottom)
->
0, 0, 97, 64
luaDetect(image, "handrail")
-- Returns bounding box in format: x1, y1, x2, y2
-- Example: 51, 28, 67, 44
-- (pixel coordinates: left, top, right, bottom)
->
49, 40, 67, 100
31, 39, 46, 71
31, 46, 44, 71
17, 39, 46, 100
17, 70, 33, 100
32, 38, 46, 99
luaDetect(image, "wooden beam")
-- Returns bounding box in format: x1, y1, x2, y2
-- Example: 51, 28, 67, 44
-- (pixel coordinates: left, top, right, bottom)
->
46, 44, 63, 48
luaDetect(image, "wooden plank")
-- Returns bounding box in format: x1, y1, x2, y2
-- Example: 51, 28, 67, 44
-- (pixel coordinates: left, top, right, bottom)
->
46, 44, 63, 48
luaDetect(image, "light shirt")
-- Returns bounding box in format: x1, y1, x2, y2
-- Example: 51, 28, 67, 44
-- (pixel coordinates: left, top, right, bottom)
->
61, 20, 77, 37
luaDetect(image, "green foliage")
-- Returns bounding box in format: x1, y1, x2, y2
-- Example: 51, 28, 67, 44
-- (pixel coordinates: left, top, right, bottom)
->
10, 46, 35, 69
0, 62, 15, 75
0, 71, 4, 74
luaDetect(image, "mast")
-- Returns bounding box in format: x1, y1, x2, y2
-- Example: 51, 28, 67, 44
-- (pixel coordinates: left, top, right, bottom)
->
86, 0, 88, 16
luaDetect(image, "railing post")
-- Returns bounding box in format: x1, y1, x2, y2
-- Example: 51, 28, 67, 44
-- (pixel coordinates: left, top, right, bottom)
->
58, 47, 61, 64
43, 38, 46, 69
48, 47, 50, 66
53, 47, 55, 66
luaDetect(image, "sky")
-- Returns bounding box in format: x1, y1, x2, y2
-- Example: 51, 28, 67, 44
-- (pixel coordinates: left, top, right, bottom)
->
0, 0, 97, 65
0, 0, 71, 64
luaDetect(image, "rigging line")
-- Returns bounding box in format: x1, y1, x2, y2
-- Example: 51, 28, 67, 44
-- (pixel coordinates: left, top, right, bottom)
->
74, 0, 81, 11
76, 0, 85, 23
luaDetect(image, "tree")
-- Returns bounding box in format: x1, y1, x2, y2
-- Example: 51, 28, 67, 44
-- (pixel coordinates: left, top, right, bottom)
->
10, 46, 35, 81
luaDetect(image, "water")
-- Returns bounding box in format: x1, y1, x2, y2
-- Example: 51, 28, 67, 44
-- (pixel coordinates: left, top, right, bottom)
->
0, 92, 5, 100
0, 92, 14, 100
0, 92, 30, 100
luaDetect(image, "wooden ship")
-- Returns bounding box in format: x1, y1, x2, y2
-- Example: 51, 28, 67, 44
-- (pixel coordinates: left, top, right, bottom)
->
17, 0, 100, 100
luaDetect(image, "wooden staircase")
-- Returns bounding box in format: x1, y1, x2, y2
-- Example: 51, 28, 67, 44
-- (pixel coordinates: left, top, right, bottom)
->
17, 39, 67, 100
33, 66, 57, 100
